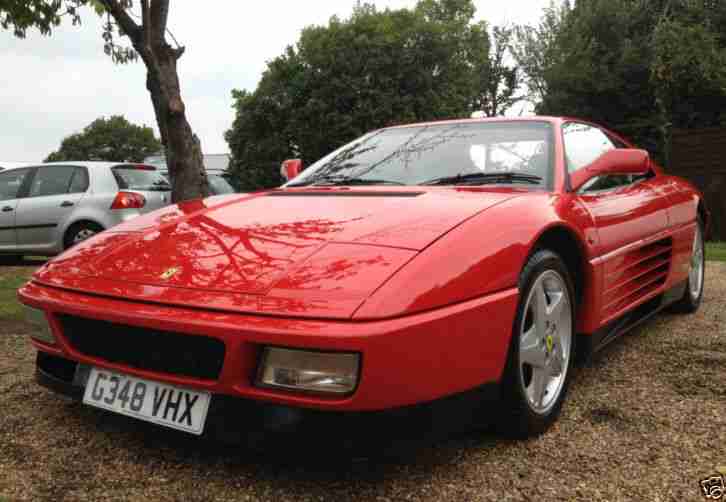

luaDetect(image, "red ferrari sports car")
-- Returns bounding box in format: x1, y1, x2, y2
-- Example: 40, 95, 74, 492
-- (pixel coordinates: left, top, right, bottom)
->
18, 117, 708, 444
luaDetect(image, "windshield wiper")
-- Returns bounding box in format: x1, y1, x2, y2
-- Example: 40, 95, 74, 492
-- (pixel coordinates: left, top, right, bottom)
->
419, 172, 543, 186
288, 175, 406, 187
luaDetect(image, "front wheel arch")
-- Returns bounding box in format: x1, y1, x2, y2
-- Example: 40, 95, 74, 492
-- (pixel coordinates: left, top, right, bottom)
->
528, 224, 588, 307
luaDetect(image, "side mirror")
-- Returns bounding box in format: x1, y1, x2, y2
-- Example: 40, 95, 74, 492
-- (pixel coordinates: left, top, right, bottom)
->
280, 159, 302, 181
570, 149, 651, 192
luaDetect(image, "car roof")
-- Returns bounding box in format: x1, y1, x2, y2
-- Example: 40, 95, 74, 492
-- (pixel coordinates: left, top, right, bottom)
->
0, 162, 30, 170
144, 154, 231, 172
158, 169, 227, 176
384, 115, 563, 130
381, 115, 633, 146
20, 161, 156, 169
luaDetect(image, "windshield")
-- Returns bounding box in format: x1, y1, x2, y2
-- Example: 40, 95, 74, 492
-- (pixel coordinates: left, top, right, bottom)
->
112, 166, 170, 192
287, 121, 553, 188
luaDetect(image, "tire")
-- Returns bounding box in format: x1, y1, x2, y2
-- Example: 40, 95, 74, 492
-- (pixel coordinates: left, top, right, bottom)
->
0, 255, 22, 265
496, 249, 577, 438
63, 222, 103, 250
670, 218, 705, 314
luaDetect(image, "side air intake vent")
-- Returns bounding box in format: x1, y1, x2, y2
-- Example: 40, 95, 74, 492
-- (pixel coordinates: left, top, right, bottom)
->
602, 238, 673, 320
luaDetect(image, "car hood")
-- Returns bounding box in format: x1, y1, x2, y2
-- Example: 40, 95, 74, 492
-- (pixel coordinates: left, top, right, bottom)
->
34, 188, 521, 318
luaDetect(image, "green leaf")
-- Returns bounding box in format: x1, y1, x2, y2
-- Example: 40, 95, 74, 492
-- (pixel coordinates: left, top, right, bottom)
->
45, 115, 162, 163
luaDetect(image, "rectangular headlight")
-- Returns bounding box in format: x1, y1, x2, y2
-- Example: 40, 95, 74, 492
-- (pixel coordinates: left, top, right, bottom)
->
257, 347, 360, 395
22, 305, 55, 345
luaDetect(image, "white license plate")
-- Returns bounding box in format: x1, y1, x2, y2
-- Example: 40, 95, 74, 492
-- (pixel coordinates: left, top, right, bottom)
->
82, 368, 211, 435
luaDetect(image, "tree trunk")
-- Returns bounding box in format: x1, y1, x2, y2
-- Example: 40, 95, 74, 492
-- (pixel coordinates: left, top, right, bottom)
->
146, 62, 209, 202
144, 53, 209, 203
103, 0, 209, 203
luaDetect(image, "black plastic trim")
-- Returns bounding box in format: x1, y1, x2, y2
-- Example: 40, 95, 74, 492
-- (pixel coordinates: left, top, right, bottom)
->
583, 280, 687, 356
0, 223, 57, 231
35, 351, 500, 451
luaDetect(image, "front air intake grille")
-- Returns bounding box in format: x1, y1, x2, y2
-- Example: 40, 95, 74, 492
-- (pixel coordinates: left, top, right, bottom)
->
57, 314, 226, 381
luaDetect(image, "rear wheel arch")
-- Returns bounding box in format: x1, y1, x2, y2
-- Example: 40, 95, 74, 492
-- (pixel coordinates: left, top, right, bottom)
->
63, 219, 105, 249
697, 198, 709, 238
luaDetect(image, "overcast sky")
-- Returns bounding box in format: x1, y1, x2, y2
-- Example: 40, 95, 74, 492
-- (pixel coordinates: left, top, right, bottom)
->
0, 0, 551, 162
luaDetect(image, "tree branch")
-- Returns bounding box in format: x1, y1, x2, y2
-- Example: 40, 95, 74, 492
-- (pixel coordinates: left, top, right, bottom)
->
99, 0, 141, 43
140, 0, 151, 46
150, 0, 170, 43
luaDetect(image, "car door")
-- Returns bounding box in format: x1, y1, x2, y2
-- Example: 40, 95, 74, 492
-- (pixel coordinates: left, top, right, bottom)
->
563, 122, 671, 322
564, 122, 670, 253
15, 165, 87, 252
0, 168, 32, 251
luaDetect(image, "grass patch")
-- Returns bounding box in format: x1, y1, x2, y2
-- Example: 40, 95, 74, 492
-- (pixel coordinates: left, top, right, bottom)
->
0, 267, 35, 321
707, 242, 726, 262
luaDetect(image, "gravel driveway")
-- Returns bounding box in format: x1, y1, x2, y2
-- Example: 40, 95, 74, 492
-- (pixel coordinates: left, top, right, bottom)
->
1, 264, 725, 502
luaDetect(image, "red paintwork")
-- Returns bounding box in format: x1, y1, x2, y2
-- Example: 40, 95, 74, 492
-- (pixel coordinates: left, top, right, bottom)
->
280, 159, 303, 181
18, 116, 707, 413
569, 148, 650, 191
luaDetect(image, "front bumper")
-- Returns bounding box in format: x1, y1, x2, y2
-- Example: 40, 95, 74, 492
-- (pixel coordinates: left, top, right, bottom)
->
37, 351, 500, 450
19, 280, 518, 412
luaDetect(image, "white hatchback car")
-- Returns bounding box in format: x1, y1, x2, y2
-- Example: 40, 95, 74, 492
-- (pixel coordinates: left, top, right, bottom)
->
0, 162, 171, 258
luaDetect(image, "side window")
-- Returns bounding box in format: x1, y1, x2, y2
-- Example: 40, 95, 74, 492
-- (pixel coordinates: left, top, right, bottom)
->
0, 169, 30, 201
562, 122, 616, 173
579, 174, 633, 193
28, 166, 76, 198
564, 122, 636, 193
68, 167, 89, 194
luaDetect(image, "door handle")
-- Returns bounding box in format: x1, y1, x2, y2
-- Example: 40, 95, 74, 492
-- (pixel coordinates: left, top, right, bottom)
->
1, 206, 13, 212
60, 201, 75, 208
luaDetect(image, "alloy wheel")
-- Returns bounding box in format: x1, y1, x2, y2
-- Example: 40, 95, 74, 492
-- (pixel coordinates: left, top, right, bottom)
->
73, 228, 97, 244
518, 270, 573, 415
689, 225, 704, 300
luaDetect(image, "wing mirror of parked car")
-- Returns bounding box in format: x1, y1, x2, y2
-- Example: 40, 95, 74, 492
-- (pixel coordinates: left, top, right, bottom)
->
570, 148, 651, 192
280, 159, 303, 181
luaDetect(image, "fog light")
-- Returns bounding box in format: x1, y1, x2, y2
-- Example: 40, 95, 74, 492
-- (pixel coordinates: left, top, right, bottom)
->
257, 347, 360, 395
23, 305, 55, 345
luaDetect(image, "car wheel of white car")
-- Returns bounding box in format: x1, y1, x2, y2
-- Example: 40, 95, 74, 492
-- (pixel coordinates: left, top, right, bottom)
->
64, 222, 103, 250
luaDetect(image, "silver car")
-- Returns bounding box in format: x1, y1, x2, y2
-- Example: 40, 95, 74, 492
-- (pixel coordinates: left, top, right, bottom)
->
0, 162, 171, 258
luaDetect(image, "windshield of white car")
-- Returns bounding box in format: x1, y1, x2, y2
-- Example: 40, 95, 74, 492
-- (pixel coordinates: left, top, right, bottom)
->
286, 121, 553, 188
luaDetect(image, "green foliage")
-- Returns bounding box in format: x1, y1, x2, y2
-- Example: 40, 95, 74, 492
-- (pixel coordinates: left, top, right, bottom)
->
45, 115, 162, 163
473, 25, 522, 117
511, 1, 569, 102
0, 267, 35, 322
225, 1, 516, 190
706, 242, 726, 262
0, 0, 138, 62
514, 0, 726, 165
0, 0, 75, 37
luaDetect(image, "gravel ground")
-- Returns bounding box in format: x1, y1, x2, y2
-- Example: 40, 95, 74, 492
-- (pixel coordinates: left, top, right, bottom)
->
1, 263, 725, 502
